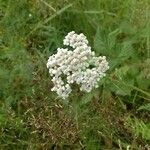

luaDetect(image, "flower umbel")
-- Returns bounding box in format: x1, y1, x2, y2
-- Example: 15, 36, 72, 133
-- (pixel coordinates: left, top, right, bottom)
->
47, 31, 109, 99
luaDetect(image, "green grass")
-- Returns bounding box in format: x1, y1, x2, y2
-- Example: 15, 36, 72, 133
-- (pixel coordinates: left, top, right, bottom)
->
0, 0, 150, 149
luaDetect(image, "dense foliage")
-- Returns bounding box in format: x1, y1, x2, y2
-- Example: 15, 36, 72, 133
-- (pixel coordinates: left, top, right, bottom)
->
0, 0, 150, 149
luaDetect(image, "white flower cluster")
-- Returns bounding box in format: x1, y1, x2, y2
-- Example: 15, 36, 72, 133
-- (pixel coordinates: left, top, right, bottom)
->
47, 31, 109, 99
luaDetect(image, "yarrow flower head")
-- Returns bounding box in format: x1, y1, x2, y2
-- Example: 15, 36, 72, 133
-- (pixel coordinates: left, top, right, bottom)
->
47, 31, 109, 99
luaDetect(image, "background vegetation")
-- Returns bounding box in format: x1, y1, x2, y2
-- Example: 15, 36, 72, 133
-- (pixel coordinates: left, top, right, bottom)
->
0, 0, 150, 149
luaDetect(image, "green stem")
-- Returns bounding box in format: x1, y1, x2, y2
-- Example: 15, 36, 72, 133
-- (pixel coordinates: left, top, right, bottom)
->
146, 0, 150, 58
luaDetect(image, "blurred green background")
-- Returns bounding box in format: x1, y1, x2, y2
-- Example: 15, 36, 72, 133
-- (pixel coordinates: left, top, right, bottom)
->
0, 0, 150, 149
